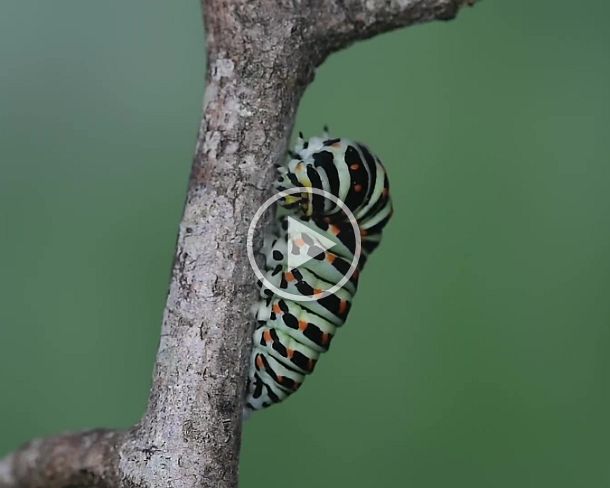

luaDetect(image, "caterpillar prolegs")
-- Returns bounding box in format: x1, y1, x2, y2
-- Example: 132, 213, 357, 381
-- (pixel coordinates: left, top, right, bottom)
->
245, 132, 393, 417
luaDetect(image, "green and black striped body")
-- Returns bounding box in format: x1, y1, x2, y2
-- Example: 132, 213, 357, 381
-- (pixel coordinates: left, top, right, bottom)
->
245, 133, 393, 417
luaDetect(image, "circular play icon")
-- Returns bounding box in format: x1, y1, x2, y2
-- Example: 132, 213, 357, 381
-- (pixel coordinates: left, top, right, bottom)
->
247, 187, 361, 302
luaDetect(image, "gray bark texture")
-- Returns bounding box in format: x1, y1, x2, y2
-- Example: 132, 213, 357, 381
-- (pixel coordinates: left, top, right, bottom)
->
0, 1, 474, 487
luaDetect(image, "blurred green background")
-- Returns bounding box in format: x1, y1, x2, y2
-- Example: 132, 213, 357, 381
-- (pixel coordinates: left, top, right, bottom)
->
1, 1, 609, 486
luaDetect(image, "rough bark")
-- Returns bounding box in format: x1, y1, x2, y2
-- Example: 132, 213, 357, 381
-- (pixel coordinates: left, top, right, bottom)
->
0, 1, 475, 487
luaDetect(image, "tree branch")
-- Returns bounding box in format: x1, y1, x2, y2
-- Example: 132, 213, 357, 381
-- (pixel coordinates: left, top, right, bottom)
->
0, 1, 475, 487
0, 430, 125, 488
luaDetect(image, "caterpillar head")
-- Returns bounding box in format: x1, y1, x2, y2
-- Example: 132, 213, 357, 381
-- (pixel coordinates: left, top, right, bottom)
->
275, 133, 348, 217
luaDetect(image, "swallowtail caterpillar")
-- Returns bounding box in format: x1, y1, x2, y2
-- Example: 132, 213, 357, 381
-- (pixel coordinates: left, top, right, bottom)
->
245, 130, 393, 417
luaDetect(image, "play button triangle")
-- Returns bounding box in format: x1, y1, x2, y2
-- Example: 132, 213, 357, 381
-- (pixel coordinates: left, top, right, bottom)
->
286, 216, 336, 272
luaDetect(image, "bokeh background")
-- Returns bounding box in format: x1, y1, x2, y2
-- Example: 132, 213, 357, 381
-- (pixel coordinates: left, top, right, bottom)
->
1, 1, 609, 487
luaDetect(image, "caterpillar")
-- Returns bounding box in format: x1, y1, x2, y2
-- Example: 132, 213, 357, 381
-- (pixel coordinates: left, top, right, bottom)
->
245, 131, 393, 417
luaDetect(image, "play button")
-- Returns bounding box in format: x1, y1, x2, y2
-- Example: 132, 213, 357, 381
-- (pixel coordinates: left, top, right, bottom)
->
247, 187, 362, 302
285, 217, 337, 272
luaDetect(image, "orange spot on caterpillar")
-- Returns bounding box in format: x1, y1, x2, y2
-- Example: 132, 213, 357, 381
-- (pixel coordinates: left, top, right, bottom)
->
276, 375, 284, 383
256, 355, 264, 369
314, 288, 323, 296
329, 225, 340, 236
287, 348, 294, 359
350, 163, 360, 171
326, 253, 336, 264
284, 272, 295, 282
360, 228, 368, 237
263, 330, 272, 343
338, 300, 348, 315
273, 303, 282, 314
354, 184, 363, 192
298, 320, 307, 331
293, 238, 305, 247
322, 333, 330, 345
